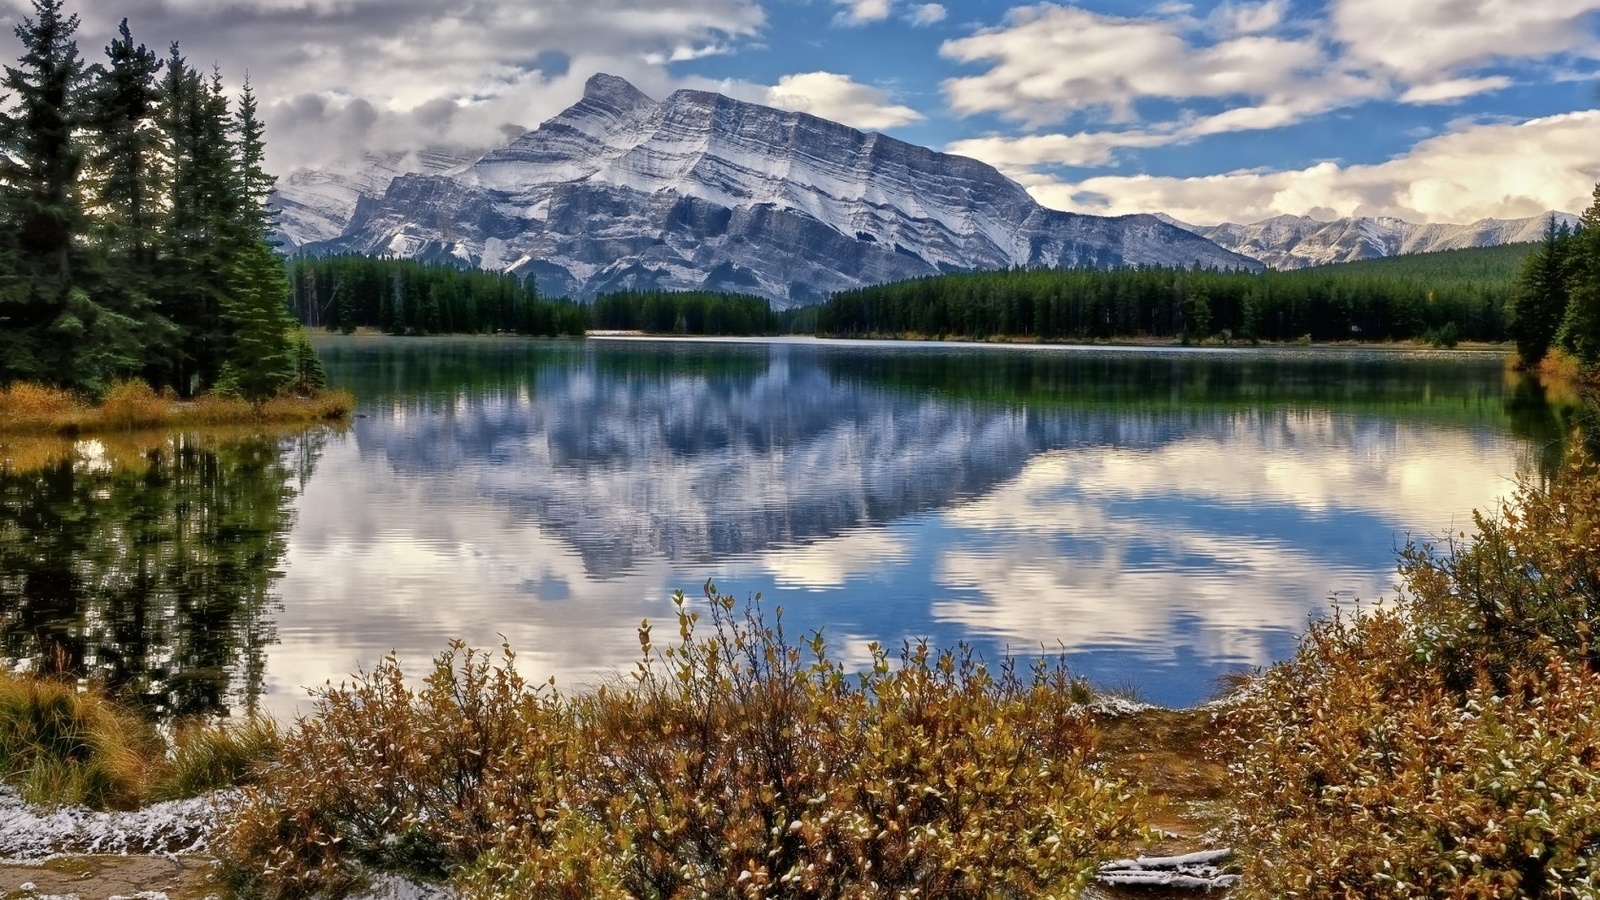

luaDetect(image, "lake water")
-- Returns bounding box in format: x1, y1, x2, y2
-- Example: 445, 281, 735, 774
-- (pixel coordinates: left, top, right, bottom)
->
0, 336, 1572, 717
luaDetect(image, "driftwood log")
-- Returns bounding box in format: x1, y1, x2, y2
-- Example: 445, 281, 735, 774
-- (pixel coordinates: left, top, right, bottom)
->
1096, 849, 1240, 890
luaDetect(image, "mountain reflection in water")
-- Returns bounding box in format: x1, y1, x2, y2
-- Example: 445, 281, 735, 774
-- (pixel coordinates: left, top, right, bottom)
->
0, 338, 1573, 716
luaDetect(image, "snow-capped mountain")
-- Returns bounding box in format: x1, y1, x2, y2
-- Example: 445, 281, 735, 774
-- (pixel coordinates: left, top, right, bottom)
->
272, 74, 1259, 306
1157, 212, 1580, 270
271, 148, 479, 247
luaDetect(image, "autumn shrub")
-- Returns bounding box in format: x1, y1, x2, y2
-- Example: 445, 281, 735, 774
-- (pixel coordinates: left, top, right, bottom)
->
219, 642, 570, 898
97, 379, 171, 429
257, 387, 355, 422
0, 381, 80, 430
0, 672, 158, 809
1229, 439, 1600, 899
1399, 444, 1600, 688
180, 392, 256, 425
224, 587, 1142, 899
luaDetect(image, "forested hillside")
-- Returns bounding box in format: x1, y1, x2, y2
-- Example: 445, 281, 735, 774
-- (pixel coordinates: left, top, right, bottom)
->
0, 1, 306, 399
817, 242, 1542, 345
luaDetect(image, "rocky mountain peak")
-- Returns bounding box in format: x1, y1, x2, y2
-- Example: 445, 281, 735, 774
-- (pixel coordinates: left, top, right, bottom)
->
272, 74, 1260, 306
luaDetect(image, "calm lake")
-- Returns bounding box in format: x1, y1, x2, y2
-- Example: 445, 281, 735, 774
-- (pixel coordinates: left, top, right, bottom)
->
0, 336, 1575, 717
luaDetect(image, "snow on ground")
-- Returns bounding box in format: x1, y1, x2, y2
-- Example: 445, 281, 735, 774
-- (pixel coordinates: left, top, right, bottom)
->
0, 788, 232, 861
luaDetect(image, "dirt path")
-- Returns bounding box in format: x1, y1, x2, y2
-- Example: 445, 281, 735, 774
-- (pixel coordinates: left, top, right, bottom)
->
0, 855, 216, 900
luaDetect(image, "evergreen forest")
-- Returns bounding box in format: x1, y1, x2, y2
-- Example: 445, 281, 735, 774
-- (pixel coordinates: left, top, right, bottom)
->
815, 248, 1524, 346
588, 290, 777, 335
286, 255, 586, 337
815, 197, 1600, 370
1509, 188, 1600, 371
0, 1, 307, 399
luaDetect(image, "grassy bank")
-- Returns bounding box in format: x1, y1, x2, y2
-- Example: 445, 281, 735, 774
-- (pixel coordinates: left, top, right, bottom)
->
0, 380, 354, 436
0, 673, 278, 810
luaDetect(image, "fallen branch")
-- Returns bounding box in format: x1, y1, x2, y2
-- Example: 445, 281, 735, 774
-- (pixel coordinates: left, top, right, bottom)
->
1097, 849, 1240, 890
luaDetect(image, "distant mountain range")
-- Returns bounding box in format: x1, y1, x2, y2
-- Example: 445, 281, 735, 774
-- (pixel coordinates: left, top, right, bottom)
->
269, 74, 1257, 307
268, 74, 1571, 305
1157, 211, 1578, 271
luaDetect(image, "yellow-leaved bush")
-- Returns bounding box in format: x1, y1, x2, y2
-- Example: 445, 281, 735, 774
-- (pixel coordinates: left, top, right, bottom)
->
220, 588, 1143, 899
1227, 440, 1600, 899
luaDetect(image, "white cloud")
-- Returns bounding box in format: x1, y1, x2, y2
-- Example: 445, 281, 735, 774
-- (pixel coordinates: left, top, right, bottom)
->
908, 4, 947, 27
948, 131, 1177, 170
1332, 0, 1600, 82
945, 74, 1384, 172
1021, 111, 1600, 225
1398, 76, 1515, 104
1216, 0, 1287, 36
2, 0, 765, 172
763, 71, 925, 130
939, 4, 1352, 127
835, 0, 892, 26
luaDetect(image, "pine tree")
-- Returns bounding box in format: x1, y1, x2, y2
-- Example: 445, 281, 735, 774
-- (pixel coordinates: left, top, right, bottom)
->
1511, 214, 1573, 368
218, 238, 296, 401
84, 19, 162, 273
0, 0, 86, 282
0, 0, 88, 383
1558, 185, 1600, 368
218, 74, 298, 397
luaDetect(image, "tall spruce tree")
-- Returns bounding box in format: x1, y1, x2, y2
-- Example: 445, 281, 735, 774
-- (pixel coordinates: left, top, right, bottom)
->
217, 76, 297, 400
0, 0, 87, 382
0, 1, 325, 397
85, 19, 162, 275
1558, 185, 1600, 368
1512, 214, 1575, 368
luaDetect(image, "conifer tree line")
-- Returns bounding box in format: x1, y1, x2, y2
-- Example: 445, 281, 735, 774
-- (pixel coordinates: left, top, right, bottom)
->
1511, 187, 1600, 370
0, 0, 308, 399
589, 290, 776, 335
286, 255, 587, 337
818, 255, 1520, 346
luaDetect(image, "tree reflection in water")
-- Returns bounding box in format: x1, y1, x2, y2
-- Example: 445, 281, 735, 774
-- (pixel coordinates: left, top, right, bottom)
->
0, 430, 328, 718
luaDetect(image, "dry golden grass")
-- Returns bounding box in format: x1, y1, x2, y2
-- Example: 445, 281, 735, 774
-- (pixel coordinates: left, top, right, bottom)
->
0, 673, 160, 810
0, 382, 83, 431
0, 380, 354, 436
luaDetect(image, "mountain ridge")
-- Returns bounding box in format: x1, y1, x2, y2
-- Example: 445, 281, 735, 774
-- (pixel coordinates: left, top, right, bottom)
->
1157, 211, 1579, 270
271, 74, 1259, 307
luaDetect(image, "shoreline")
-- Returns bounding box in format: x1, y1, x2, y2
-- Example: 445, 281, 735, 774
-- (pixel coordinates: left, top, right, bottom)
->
0, 381, 354, 439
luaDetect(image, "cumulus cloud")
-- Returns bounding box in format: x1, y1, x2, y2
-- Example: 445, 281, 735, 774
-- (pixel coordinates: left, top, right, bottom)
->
908, 4, 947, 26
762, 71, 925, 130
835, 0, 892, 26
0, 0, 765, 172
1332, 0, 1600, 81
939, 5, 1360, 127
1215, 0, 1287, 36
1018, 111, 1600, 225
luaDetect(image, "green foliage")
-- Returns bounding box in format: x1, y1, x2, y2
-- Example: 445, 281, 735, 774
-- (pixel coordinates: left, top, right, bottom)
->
589, 290, 776, 335
1228, 442, 1600, 898
1511, 216, 1576, 367
1557, 185, 1600, 369
289, 333, 327, 394
221, 587, 1141, 899
0, 1, 331, 403
285, 255, 585, 337
819, 247, 1531, 344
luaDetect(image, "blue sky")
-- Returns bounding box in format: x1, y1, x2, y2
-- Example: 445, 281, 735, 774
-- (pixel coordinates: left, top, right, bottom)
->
11, 0, 1599, 224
